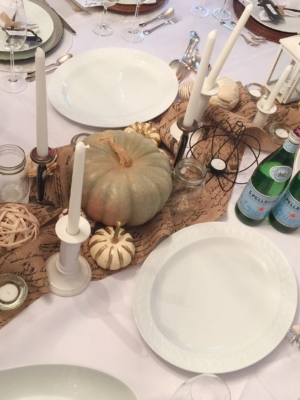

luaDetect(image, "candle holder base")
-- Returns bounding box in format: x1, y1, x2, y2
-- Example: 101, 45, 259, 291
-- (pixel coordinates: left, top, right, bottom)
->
46, 254, 91, 297
30, 147, 56, 203
173, 117, 200, 168
253, 99, 277, 128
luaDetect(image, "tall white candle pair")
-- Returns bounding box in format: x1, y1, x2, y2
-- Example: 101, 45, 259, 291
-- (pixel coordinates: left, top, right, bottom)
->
182, 3, 254, 128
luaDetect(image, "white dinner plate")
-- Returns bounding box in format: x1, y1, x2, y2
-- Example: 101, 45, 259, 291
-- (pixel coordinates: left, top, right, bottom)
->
239, 0, 300, 33
0, 364, 139, 400
0, 0, 54, 53
133, 222, 297, 373
48, 48, 178, 128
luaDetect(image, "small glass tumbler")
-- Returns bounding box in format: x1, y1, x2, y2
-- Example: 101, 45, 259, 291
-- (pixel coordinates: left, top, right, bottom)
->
0, 144, 29, 203
168, 158, 207, 213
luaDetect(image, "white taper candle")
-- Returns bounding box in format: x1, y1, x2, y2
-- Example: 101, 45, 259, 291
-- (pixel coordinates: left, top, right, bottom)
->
203, 3, 254, 91
67, 142, 89, 236
35, 47, 49, 158
263, 64, 293, 111
183, 30, 217, 127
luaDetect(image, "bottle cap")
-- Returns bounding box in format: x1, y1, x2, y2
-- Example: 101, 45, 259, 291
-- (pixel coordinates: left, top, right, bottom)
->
289, 128, 300, 145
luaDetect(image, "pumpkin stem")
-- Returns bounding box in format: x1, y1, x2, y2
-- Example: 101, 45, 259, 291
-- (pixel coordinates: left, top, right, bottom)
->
111, 221, 122, 244
98, 137, 132, 168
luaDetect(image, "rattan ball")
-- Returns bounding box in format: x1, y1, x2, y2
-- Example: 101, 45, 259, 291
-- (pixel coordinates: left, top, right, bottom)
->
0, 203, 40, 253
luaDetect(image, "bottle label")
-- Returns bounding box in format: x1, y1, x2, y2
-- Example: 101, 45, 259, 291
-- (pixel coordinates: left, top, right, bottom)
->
237, 181, 280, 220
269, 166, 292, 182
272, 190, 300, 228
283, 140, 299, 153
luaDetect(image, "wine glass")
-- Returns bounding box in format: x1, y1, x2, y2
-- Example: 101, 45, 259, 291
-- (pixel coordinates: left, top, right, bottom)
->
172, 374, 231, 400
88, 0, 119, 36
0, 0, 27, 93
121, 0, 147, 43
212, 0, 231, 20
190, 1, 210, 18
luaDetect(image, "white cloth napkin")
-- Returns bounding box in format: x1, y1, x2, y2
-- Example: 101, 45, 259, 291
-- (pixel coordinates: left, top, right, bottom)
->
240, 353, 300, 400
259, 0, 300, 21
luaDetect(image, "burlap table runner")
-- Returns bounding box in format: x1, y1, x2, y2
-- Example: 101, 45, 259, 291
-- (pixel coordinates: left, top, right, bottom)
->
0, 82, 299, 328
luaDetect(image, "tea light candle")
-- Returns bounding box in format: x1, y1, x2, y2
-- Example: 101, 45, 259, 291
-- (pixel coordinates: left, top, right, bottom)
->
35, 47, 49, 158
67, 142, 89, 236
0, 283, 18, 303
249, 89, 261, 98
275, 128, 289, 139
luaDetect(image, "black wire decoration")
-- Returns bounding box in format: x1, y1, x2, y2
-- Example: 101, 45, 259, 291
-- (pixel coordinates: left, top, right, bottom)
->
186, 119, 261, 193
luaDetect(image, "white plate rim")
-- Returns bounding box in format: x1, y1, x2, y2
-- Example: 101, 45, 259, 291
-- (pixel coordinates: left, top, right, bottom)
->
239, 0, 300, 33
133, 222, 298, 374
0, 364, 139, 399
48, 47, 178, 128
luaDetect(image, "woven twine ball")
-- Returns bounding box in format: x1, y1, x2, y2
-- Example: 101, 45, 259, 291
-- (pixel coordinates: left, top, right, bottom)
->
0, 203, 40, 253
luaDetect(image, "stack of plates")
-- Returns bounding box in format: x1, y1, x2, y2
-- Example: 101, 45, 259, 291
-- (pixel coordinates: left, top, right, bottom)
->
0, 0, 63, 61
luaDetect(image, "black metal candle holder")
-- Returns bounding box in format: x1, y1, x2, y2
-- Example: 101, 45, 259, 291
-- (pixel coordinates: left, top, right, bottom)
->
30, 147, 56, 203
173, 117, 199, 168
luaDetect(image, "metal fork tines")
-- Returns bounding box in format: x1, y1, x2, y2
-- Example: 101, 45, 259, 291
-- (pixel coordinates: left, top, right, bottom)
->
220, 21, 260, 47
143, 15, 182, 35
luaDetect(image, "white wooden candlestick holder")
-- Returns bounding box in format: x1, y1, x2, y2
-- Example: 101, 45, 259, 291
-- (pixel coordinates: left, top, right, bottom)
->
253, 98, 277, 128
45, 215, 91, 297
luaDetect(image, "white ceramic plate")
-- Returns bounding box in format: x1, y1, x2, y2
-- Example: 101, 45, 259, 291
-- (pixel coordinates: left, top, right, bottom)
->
0, 0, 54, 53
48, 48, 178, 128
239, 0, 300, 33
0, 364, 139, 400
134, 222, 297, 373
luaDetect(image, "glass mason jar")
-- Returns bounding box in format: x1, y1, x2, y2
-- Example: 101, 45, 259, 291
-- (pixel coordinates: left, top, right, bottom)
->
0, 145, 29, 203
168, 158, 207, 213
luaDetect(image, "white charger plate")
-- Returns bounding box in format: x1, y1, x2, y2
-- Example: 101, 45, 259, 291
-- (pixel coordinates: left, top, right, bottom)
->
48, 48, 178, 128
239, 0, 300, 33
0, 0, 54, 53
133, 222, 297, 373
0, 364, 139, 400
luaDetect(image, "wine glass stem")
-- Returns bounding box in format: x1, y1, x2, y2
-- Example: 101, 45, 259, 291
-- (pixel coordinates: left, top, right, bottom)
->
101, 6, 108, 27
130, 0, 140, 32
220, 0, 227, 12
9, 51, 17, 83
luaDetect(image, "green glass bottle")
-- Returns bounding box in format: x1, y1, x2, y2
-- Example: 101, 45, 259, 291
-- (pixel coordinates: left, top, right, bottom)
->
235, 128, 300, 226
269, 170, 300, 233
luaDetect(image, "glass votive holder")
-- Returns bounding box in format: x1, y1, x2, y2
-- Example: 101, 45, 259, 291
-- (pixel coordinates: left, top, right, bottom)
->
172, 374, 231, 400
0, 144, 29, 203
167, 158, 207, 214
269, 122, 292, 146
244, 83, 268, 102
0, 273, 28, 311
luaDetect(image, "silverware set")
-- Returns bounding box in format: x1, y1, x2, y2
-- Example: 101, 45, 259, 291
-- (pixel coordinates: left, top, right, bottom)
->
221, 20, 267, 46
138, 7, 182, 35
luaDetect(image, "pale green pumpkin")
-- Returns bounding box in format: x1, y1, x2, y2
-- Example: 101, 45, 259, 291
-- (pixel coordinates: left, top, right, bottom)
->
70, 130, 172, 226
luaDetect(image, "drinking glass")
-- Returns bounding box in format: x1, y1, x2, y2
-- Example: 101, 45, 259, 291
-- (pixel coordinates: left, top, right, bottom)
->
190, 1, 210, 18
0, 0, 27, 93
89, 0, 119, 36
172, 374, 231, 400
212, 0, 231, 20
121, 0, 146, 43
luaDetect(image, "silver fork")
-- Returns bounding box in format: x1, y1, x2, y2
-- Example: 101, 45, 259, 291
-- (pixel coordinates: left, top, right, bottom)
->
220, 21, 260, 47
143, 15, 182, 35
230, 21, 266, 41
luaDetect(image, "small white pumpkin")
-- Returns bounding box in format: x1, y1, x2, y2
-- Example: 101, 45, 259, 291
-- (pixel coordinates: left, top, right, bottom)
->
209, 76, 239, 110
124, 122, 161, 147
89, 222, 135, 270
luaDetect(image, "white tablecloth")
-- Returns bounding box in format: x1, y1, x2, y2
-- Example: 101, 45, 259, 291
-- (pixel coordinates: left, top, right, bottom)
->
0, 1, 299, 399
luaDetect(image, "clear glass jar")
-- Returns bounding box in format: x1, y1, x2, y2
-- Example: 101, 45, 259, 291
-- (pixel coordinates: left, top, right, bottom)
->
0, 144, 29, 202
168, 158, 207, 213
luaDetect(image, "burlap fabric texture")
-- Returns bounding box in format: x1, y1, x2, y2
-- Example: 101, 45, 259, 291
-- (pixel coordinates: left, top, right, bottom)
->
0, 82, 299, 328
